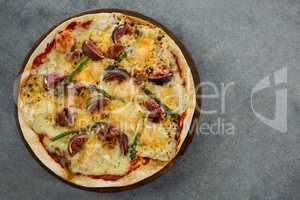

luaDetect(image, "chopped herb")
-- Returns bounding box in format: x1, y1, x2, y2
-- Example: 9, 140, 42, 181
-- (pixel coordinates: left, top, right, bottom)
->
55, 57, 89, 96
50, 122, 105, 141
115, 52, 127, 63
63, 57, 89, 84
129, 134, 139, 160
50, 130, 78, 141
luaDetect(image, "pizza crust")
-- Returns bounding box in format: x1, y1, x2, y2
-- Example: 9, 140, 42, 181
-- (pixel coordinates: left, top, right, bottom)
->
18, 11, 197, 189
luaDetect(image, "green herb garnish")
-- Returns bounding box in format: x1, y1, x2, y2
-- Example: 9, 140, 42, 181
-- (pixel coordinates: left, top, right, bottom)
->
64, 57, 89, 84
55, 57, 89, 95
50, 130, 78, 141
116, 52, 127, 63
129, 134, 139, 160
50, 122, 105, 141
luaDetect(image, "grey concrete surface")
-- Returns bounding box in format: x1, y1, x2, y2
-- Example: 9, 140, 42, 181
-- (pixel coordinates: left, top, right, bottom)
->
0, 0, 299, 199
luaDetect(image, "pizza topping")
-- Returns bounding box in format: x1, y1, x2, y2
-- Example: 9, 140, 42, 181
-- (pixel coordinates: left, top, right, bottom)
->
80, 20, 92, 29
39, 134, 70, 168
55, 30, 75, 53
51, 130, 78, 141
103, 65, 130, 83
143, 87, 179, 118
116, 132, 129, 155
82, 40, 104, 60
55, 107, 75, 127
66, 21, 77, 30
68, 133, 88, 156
133, 70, 147, 85
43, 73, 66, 89
112, 23, 133, 43
129, 134, 139, 160
21, 14, 192, 179
32, 40, 55, 68
89, 85, 125, 102
63, 57, 90, 85
144, 99, 160, 111
115, 51, 128, 63
106, 43, 124, 59
66, 48, 82, 62
90, 122, 128, 155
87, 96, 109, 113
107, 126, 129, 155
144, 99, 165, 123
93, 123, 116, 141
91, 122, 113, 141
67, 81, 86, 95
171, 51, 185, 85
148, 72, 173, 85
175, 111, 187, 143
66, 20, 92, 31
148, 107, 165, 123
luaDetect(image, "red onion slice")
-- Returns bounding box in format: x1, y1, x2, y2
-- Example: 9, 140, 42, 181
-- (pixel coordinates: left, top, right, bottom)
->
68, 134, 88, 156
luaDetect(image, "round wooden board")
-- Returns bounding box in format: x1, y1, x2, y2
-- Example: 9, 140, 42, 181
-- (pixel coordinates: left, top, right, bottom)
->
15, 8, 201, 192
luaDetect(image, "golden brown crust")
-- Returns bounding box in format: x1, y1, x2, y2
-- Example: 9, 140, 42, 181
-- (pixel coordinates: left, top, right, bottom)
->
18, 11, 196, 188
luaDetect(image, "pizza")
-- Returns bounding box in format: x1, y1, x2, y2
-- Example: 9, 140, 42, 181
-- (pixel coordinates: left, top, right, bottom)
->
18, 11, 196, 189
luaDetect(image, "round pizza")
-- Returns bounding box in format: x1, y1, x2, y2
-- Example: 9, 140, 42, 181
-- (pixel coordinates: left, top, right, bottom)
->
17, 11, 197, 189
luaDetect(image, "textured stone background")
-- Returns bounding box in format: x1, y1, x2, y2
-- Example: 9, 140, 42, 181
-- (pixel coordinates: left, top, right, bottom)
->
0, 0, 299, 199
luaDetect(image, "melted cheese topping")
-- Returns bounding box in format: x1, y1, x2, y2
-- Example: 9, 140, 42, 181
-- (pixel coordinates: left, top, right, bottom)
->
70, 136, 130, 175
19, 13, 190, 177
25, 97, 69, 138
138, 122, 176, 161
